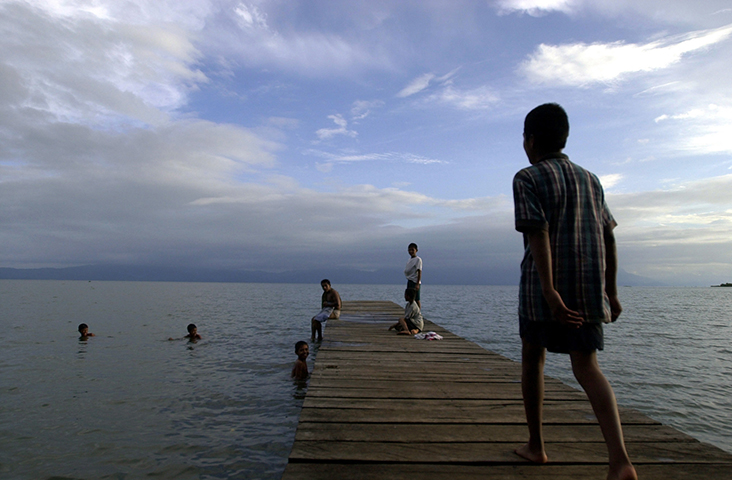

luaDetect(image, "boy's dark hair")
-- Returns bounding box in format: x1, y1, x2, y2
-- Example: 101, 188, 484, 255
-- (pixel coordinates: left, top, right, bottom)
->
187, 323, 197, 333
320, 279, 331, 286
78, 323, 88, 332
405, 288, 416, 301
295, 340, 308, 352
524, 103, 569, 154
408, 243, 418, 250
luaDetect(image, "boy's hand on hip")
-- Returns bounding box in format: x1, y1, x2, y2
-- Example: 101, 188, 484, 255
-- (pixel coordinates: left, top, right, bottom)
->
608, 295, 622, 322
545, 289, 584, 327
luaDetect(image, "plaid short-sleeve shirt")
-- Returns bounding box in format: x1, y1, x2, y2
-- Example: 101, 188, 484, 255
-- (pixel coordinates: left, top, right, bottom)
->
513, 154, 616, 324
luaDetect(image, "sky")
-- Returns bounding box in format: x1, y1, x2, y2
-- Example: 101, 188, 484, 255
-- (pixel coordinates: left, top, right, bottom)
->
1, 0, 731, 286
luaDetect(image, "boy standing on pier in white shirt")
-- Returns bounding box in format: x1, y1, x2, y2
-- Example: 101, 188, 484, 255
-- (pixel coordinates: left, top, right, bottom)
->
404, 243, 422, 309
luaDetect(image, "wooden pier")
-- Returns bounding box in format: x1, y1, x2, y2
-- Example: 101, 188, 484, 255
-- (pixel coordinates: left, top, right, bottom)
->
282, 301, 732, 479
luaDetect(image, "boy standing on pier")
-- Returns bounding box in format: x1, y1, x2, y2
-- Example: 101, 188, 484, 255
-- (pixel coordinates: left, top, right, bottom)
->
404, 243, 422, 308
512, 103, 636, 480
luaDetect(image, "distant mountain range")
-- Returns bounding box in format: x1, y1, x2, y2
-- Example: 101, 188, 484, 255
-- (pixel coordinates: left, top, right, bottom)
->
0, 264, 663, 286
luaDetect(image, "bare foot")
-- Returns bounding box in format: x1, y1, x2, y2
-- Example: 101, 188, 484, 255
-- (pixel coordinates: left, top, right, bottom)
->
397, 330, 411, 335
607, 463, 637, 480
514, 443, 548, 464
410, 329, 420, 334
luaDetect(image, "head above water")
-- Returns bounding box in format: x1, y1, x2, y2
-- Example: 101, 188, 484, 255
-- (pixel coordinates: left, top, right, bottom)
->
78, 323, 88, 334
187, 323, 197, 333
295, 340, 308, 353
523, 103, 569, 156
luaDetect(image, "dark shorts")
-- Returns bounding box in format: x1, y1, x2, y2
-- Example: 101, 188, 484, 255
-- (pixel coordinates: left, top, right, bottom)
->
404, 318, 420, 332
407, 280, 421, 301
396, 318, 421, 333
520, 316, 604, 353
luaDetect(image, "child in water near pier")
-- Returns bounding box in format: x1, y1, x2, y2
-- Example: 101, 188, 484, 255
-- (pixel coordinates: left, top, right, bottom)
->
388, 288, 424, 335
291, 341, 309, 380
78, 323, 95, 339
169, 323, 202, 341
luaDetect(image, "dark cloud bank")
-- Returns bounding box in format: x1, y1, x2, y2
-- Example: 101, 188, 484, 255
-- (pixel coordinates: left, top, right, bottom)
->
0, 264, 660, 286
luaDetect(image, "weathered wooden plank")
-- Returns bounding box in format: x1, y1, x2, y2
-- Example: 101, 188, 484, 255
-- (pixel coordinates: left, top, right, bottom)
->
294, 422, 697, 444
312, 366, 519, 376
298, 403, 657, 425
307, 377, 565, 387
302, 384, 581, 399
302, 398, 590, 410
289, 439, 732, 464
283, 463, 732, 480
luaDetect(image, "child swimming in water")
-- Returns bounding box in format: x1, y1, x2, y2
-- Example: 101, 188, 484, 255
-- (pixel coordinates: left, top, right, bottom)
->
169, 323, 202, 341
78, 323, 95, 339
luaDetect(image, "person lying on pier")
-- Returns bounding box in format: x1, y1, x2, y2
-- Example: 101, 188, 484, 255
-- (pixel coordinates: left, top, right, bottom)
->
512, 103, 636, 480
169, 323, 202, 342
291, 340, 310, 380
311, 279, 342, 342
78, 323, 95, 340
388, 288, 424, 335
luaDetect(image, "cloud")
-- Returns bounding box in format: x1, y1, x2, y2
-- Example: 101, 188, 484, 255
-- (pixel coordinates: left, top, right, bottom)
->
608, 174, 732, 283
397, 73, 499, 111
204, 2, 392, 77
351, 100, 384, 120
497, 0, 732, 27
426, 85, 500, 110
234, 3, 268, 29
496, 0, 578, 16
599, 174, 623, 189
611, 174, 732, 237
397, 73, 436, 98
304, 150, 446, 165
0, 1, 208, 127
520, 24, 732, 86
654, 104, 732, 155
1, 138, 511, 269
314, 114, 358, 140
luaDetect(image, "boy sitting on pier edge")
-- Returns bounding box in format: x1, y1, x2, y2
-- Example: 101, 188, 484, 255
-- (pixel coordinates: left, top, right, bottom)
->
512, 103, 636, 480
311, 279, 341, 342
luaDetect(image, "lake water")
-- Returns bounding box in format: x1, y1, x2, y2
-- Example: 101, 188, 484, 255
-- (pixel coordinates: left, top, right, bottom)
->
1, 280, 730, 479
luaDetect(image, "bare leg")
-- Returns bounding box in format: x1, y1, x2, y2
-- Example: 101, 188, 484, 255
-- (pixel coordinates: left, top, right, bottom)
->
311, 318, 323, 341
570, 350, 636, 480
515, 339, 548, 463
